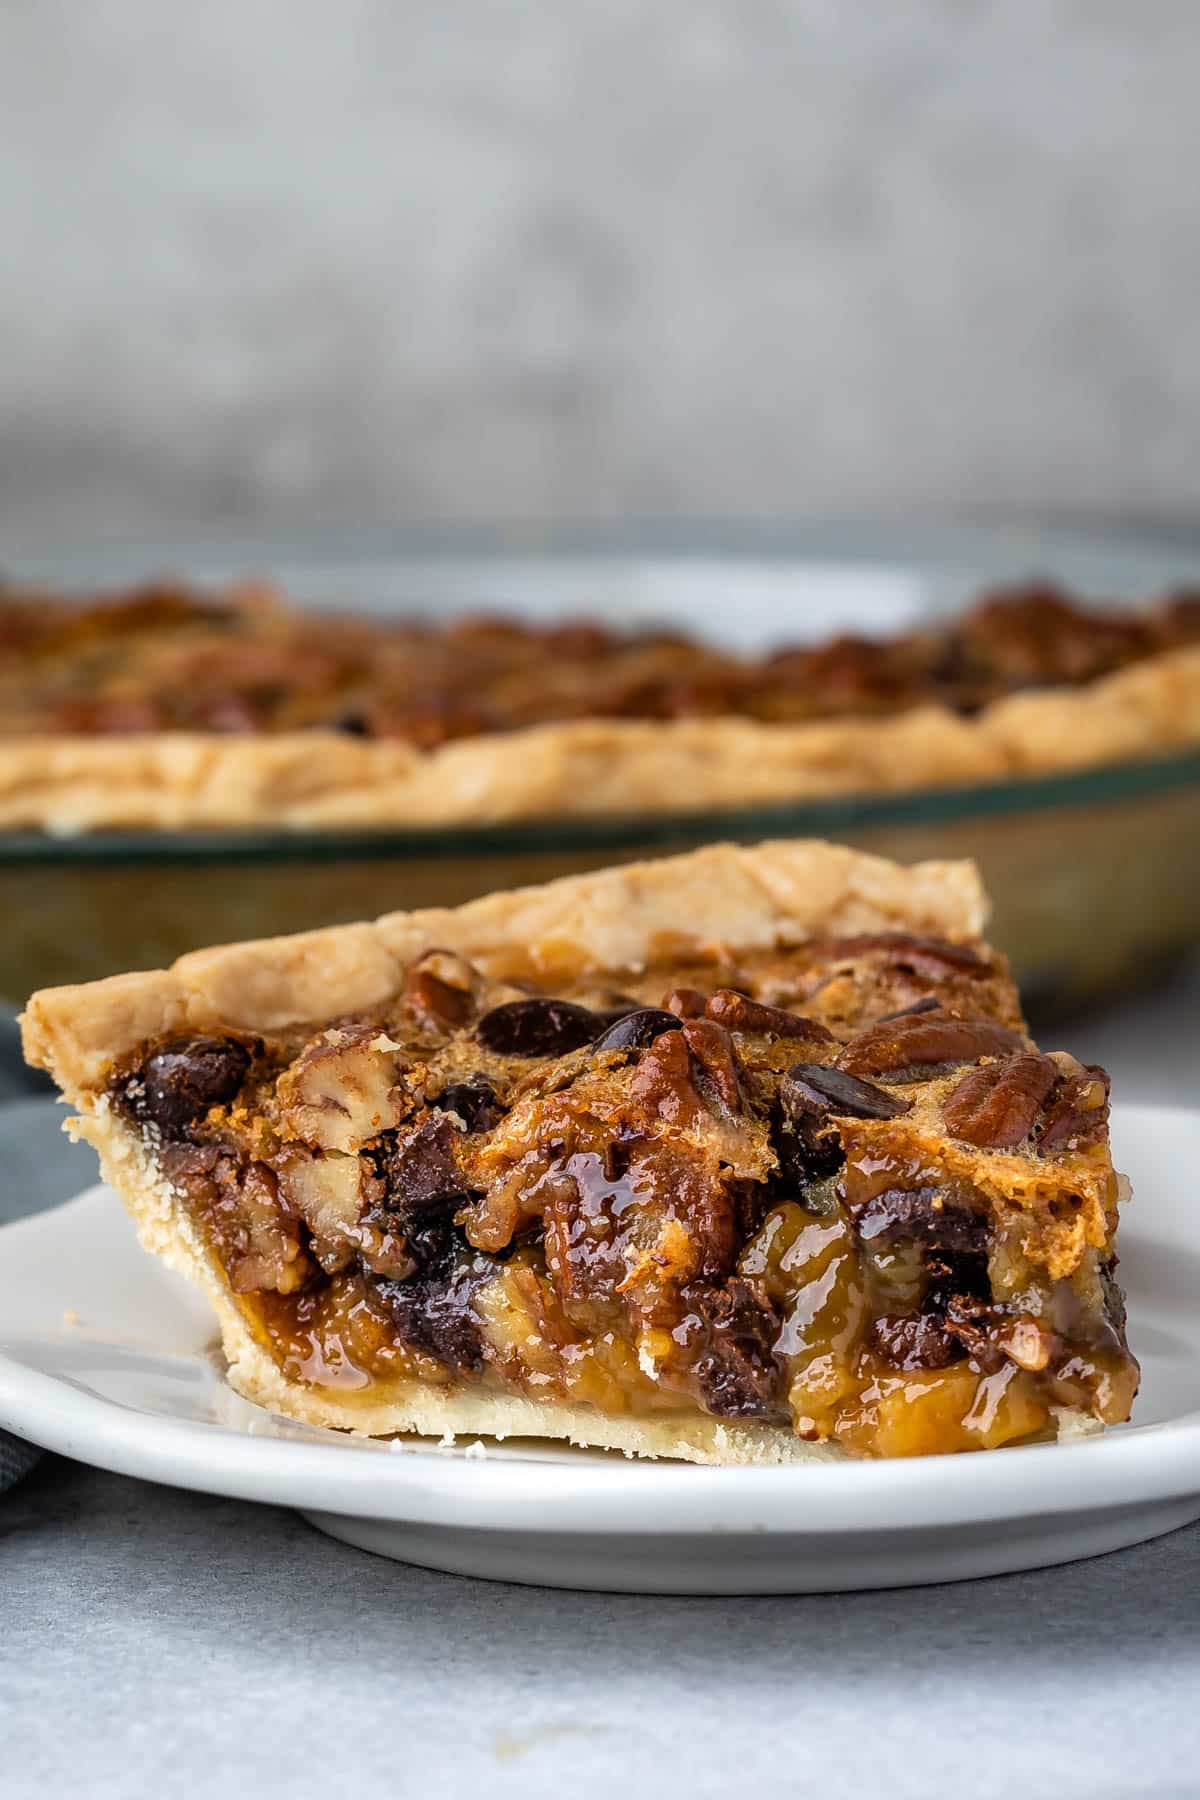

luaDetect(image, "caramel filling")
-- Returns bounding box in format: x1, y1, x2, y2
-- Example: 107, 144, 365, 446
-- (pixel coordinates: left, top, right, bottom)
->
118, 935, 1138, 1459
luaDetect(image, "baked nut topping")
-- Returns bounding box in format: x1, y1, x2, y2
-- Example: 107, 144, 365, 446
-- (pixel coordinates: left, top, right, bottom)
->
3, 580, 1200, 831
5, 579, 1196, 742
22, 842, 1139, 1461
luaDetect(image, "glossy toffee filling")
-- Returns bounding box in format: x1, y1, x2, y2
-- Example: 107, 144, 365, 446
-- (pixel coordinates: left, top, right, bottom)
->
111, 933, 1138, 1457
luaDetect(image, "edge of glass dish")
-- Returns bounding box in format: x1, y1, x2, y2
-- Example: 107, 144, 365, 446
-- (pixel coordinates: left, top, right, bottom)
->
4, 749, 1199, 867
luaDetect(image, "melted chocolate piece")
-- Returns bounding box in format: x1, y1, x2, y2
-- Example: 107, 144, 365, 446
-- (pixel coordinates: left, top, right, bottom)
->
475, 997, 600, 1057
378, 1116, 464, 1216
686, 1276, 783, 1418
374, 1257, 489, 1374
780, 1063, 911, 1122
117, 1035, 251, 1138
591, 1007, 684, 1052
433, 1078, 505, 1132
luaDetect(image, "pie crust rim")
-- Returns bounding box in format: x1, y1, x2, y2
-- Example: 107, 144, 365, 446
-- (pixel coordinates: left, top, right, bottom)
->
3, 642, 1199, 832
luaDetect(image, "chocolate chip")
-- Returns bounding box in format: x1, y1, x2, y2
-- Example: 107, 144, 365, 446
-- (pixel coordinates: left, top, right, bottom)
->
333, 712, 371, 736
379, 1115, 464, 1216
118, 1036, 251, 1138
591, 1007, 684, 1051
771, 1098, 843, 1189
770, 1065, 912, 1192
852, 1186, 985, 1258
475, 997, 600, 1057
432, 1078, 505, 1132
685, 1276, 784, 1418
780, 1063, 912, 1121
375, 1257, 489, 1374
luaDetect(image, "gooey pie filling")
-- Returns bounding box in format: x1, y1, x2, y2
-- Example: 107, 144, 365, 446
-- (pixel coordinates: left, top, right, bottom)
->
110, 932, 1138, 1457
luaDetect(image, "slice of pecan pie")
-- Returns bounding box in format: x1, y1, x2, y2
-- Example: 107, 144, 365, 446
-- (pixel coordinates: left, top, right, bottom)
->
21, 841, 1138, 1461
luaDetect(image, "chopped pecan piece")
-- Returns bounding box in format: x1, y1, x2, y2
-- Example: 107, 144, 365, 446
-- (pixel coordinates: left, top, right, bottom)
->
277, 1025, 408, 1152
1038, 1063, 1111, 1152
661, 986, 708, 1019
837, 1010, 1025, 1078
943, 1053, 1060, 1149
407, 970, 472, 1032
228, 1162, 314, 1295
944, 1298, 1061, 1374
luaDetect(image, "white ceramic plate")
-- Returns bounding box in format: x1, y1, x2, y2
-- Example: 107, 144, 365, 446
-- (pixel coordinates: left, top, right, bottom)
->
1, 1102, 1198, 1594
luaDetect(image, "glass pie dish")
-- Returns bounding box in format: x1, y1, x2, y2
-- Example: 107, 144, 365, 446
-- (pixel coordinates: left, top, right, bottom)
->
3, 520, 1199, 1013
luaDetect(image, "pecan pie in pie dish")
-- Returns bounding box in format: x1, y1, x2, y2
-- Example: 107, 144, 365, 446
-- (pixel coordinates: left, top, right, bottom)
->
22, 841, 1138, 1461
2, 580, 1199, 829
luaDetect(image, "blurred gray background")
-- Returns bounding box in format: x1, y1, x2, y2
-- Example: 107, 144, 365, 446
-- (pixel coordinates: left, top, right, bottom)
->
4, 0, 1200, 545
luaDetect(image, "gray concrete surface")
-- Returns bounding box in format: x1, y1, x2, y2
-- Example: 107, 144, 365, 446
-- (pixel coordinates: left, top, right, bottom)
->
5, 2, 1200, 542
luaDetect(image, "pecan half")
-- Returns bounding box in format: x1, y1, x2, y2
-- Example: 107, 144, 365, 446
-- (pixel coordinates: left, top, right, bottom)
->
942, 1052, 1060, 1150
629, 1027, 703, 1125
837, 1010, 1025, 1078
817, 932, 989, 978
681, 1018, 743, 1114
705, 990, 837, 1042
